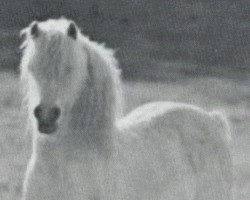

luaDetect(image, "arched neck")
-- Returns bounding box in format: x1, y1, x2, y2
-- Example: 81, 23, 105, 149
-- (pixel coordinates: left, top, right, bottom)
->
66, 77, 116, 150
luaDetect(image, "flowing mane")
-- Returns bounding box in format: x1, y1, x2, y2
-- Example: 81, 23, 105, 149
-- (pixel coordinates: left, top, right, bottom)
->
20, 19, 123, 140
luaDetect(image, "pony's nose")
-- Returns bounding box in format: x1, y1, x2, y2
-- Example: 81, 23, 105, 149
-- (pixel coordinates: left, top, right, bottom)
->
34, 105, 61, 123
34, 104, 61, 134
34, 104, 42, 120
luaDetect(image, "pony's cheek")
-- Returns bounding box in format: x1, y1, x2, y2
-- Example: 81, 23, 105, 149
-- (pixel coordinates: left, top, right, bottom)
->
56, 92, 75, 114
60, 79, 85, 106
57, 90, 73, 107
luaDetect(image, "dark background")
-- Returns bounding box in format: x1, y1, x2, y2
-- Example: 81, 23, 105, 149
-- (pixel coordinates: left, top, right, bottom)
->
0, 0, 249, 80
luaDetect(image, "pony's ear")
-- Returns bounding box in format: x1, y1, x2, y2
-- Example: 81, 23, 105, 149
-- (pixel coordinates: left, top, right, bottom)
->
19, 28, 28, 50
67, 22, 77, 40
30, 21, 39, 38
20, 28, 27, 39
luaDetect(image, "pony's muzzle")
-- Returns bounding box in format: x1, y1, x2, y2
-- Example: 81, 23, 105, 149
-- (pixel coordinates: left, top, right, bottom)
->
34, 104, 61, 134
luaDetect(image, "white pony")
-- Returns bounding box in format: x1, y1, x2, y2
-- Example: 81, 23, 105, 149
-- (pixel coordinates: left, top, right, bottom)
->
20, 18, 232, 200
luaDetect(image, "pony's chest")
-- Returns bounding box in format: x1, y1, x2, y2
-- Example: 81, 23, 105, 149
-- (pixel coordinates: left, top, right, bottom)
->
62, 155, 112, 200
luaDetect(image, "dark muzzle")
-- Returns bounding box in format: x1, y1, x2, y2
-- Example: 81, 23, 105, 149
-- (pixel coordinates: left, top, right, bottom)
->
34, 104, 61, 134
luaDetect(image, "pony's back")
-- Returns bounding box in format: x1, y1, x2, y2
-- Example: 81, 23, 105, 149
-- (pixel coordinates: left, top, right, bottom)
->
116, 101, 232, 200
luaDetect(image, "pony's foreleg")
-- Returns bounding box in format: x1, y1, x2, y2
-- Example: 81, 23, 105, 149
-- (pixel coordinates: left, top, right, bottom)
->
22, 157, 63, 200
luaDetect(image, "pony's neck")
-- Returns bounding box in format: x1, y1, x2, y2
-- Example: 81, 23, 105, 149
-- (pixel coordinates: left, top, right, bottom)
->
66, 73, 117, 151
64, 41, 122, 151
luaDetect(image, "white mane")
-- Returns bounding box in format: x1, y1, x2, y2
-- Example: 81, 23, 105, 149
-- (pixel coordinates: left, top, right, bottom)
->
20, 18, 123, 137
21, 18, 232, 200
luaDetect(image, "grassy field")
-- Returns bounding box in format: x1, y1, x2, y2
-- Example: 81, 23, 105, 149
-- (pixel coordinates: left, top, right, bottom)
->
0, 72, 249, 199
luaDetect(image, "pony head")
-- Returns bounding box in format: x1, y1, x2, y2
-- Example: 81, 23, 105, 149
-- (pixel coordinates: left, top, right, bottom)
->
20, 18, 122, 136
20, 19, 90, 134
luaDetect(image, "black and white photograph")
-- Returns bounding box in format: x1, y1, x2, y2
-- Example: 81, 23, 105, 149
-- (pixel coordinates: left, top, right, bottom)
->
0, 0, 249, 199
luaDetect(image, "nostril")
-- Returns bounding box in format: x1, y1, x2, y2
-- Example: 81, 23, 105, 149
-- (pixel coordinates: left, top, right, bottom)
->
34, 105, 61, 123
51, 106, 61, 121
34, 105, 42, 119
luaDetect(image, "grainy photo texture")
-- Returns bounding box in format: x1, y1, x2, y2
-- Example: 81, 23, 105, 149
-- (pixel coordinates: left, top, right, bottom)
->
0, 1, 249, 200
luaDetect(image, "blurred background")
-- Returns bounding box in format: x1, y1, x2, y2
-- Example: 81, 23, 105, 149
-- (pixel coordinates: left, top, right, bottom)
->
0, 0, 250, 79
0, 0, 249, 200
